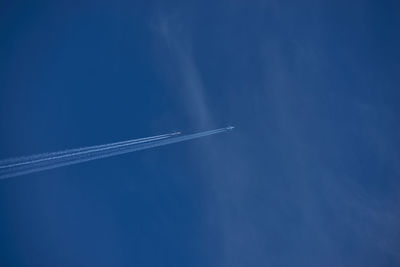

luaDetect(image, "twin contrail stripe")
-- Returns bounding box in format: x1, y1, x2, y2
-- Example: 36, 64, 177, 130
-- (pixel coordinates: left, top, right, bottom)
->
0, 133, 175, 169
0, 128, 229, 179
0, 132, 175, 167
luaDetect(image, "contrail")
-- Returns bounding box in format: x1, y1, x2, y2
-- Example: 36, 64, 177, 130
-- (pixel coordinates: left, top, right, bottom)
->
0, 127, 233, 179
0, 132, 178, 168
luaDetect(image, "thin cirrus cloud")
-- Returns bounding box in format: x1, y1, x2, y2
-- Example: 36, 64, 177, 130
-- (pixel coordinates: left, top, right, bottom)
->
156, 14, 212, 128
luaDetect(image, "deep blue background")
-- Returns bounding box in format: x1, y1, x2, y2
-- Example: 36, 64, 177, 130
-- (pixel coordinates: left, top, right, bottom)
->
1, 0, 399, 266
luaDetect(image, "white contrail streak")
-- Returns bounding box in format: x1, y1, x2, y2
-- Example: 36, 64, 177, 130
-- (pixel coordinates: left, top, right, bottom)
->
0, 132, 177, 167
0, 127, 231, 179
0, 132, 177, 169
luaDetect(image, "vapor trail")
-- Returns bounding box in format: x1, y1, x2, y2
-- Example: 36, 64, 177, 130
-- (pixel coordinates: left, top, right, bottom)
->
0, 132, 177, 168
0, 127, 231, 179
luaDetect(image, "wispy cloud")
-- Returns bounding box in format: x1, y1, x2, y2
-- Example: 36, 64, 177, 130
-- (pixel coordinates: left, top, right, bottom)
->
154, 14, 212, 128
152, 2, 400, 266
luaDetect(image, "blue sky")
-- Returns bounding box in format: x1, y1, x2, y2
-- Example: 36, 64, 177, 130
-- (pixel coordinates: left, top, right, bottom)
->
0, 0, 399, 266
